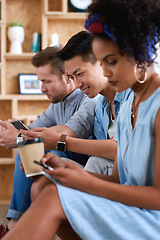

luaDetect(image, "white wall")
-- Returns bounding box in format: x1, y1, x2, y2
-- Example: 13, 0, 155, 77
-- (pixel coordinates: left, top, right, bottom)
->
153, 44, 160, 75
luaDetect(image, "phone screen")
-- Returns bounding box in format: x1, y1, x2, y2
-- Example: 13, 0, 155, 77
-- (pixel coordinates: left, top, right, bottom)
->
11, 120, 30, 131
33, 160, 54, 171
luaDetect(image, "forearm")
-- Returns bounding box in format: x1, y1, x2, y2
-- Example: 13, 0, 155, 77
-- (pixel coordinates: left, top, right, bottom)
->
50, 125, 77, 138
66, 136, 117, 160
89, 171, 119, 182
89, 177, 160, 210
21, 126, 77, 151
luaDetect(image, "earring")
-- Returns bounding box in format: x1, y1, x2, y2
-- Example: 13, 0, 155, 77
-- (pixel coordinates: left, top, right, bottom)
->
134, 64, 147, 84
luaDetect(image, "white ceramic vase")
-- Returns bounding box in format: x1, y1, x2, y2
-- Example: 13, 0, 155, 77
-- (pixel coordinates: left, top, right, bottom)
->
7, 26, 24, 54
50, 33, 59, 47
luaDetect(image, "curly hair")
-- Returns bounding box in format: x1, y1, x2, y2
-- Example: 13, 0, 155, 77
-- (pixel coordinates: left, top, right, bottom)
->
88, 0, 160, 63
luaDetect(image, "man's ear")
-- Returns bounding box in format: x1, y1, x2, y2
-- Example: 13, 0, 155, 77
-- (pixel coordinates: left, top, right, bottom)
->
64, 70, 73, 84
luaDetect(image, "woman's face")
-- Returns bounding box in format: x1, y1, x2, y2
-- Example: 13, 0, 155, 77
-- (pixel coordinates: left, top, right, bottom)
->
92, 37, 137, 92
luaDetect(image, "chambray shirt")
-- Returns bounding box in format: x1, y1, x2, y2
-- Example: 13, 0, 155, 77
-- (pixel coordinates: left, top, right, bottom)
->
94, 89, 132, 140
29, 89, 97, 139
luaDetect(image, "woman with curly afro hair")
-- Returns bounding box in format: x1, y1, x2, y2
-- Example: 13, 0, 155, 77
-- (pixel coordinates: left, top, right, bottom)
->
3, 1, 160, 239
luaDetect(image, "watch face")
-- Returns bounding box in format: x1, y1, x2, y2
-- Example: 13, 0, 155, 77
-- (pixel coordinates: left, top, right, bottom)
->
57, 141, 66, 152
68, 0, 92, 12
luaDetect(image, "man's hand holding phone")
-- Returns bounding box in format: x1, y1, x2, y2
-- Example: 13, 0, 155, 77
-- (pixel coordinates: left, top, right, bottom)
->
0, 119, 19, 148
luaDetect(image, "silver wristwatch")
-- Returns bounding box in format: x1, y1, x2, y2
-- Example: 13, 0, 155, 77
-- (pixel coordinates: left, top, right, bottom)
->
16, 133, 23, 146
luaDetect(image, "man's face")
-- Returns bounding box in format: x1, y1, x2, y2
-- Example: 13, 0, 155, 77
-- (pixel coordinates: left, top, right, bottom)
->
65, 55, 108, 98
36, 63, 69, 103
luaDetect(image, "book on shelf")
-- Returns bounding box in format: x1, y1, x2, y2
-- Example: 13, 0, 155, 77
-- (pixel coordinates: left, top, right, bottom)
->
32, 32, 41, 53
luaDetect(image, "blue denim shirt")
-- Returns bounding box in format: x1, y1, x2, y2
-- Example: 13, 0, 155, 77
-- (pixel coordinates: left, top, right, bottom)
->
94, 89, 132, 140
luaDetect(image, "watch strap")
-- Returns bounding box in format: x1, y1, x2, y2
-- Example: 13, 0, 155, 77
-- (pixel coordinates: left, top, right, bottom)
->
59, 134, 67, 142
57, 134, 67, 152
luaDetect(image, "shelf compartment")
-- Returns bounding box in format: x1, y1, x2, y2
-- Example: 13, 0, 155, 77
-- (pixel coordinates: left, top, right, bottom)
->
47, 18, 86, 46
5, 58, 36, 94
6, 0, 42, 53
17, 99, 50, 116
0, 99, 12, 120
0, 164, 14, 201
0, 148, 13, 160
47, 0, 63, 12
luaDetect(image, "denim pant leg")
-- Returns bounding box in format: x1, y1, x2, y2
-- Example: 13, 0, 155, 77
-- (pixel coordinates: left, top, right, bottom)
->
7, 150, 34, 220
65, 150, 89, 166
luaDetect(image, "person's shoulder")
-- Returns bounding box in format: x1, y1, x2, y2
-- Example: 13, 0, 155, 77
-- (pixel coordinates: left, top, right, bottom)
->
96, 94, 106, 104
148, 87, 160, 107
95, 95, 108, 112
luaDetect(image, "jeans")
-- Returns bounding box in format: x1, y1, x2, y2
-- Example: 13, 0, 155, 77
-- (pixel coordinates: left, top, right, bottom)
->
7, 150, 89, 220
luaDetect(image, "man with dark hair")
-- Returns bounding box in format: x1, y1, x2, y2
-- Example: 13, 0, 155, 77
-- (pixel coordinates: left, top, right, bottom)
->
0, 46, 97, 229
23, 31, 131, 175
57, 31, 97, 65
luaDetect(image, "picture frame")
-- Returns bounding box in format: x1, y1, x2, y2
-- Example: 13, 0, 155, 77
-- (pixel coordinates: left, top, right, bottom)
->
18, 74, 42, 94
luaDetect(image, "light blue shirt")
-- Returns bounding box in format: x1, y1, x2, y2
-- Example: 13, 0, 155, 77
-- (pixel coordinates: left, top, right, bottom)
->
94, 89, 132, 140
29, 89, 97, 139
117, 88, 160, 186
56, 87, 160, 240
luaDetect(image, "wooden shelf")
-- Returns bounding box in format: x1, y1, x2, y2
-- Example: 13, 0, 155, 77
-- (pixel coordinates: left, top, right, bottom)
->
0, 94, 47, 99
0, 158, 14, 165
45, 12, 87, 19
5, 52, 35, 59
0, 0, 86, 201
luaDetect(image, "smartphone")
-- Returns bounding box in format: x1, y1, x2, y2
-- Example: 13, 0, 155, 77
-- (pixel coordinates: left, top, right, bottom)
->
11, 120, 30, 131
33, 160, 54, 171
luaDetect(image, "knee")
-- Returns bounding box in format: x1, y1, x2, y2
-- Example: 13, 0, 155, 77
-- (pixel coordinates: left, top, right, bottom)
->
32, 183, 66, 222
31, 180, 39, 202
31, 177, 45, 202
31, 176, 56, 202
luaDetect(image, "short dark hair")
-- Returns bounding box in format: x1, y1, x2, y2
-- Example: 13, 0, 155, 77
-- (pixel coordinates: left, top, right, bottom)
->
32, 46, 65, 77
57, 31, 97, 64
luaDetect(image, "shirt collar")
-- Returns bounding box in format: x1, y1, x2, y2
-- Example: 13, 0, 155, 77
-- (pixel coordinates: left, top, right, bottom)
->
113, 89, 131, 104
63, 89, 82, 103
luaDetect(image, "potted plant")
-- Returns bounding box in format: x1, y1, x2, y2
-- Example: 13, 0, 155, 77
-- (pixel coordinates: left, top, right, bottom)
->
7, 22, 25, 54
